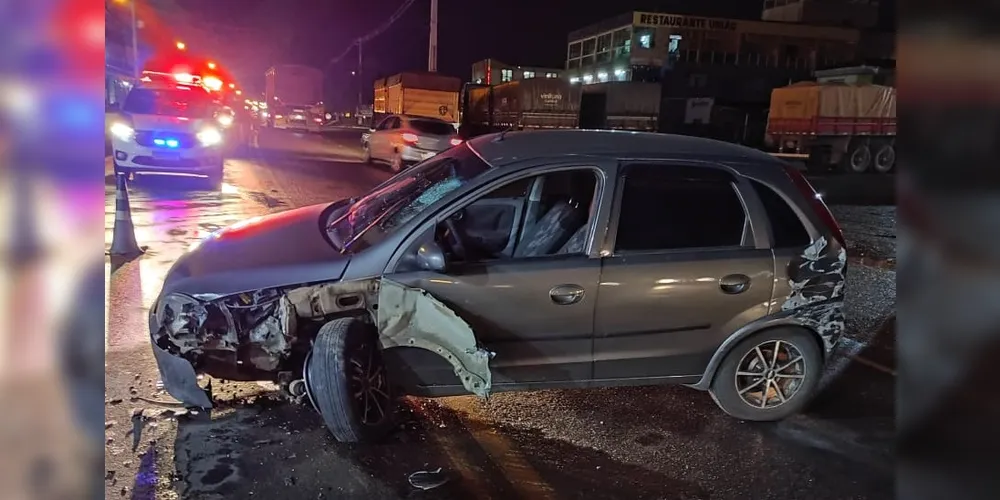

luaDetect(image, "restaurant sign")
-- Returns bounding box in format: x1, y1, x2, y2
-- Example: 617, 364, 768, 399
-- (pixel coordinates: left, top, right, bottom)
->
634, 12, 738, 31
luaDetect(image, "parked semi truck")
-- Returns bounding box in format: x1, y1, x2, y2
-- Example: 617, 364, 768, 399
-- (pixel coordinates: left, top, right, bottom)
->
460, 78, 581, 137
765, 81, 897, 174
265, 64, 324, 131
373, 72, 461, 126
578, 82, 662, 132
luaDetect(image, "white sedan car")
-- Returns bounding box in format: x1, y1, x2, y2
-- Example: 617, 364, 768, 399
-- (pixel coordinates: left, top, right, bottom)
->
362, 115, 462, 172
109, 83, 226, 187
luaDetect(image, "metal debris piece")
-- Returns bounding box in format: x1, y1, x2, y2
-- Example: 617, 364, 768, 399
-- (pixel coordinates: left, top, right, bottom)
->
408, 467, 449, 491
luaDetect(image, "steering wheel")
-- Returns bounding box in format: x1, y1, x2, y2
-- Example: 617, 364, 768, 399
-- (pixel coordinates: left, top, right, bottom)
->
442, 216, 467, 260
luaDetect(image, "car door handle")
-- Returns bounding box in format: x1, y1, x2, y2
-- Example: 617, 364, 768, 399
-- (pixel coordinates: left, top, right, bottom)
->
719, 274, 751, 294
550, 284, 585, 305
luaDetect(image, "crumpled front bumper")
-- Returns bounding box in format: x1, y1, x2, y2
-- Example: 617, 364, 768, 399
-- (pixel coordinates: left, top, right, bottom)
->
148, 306, 213, 409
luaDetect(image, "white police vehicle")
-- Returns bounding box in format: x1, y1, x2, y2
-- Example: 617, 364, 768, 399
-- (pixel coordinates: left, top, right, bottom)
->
109, 79, 226, 188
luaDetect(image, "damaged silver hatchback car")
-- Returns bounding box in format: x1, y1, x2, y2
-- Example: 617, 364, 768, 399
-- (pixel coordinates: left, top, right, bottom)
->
149, 129, 848, 442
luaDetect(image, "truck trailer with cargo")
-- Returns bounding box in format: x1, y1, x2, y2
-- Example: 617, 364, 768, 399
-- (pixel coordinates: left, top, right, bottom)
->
765, 82, 897, 174
373, 72, 462, 125
461, 78, 581, 137
265, 65, 325, 132
578, 82, 662, 132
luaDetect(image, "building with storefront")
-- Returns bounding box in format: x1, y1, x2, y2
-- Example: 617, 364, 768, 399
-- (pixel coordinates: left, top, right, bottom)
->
562, 8, 896, 144
565, 11, 862, 90
471, 58, 563, 85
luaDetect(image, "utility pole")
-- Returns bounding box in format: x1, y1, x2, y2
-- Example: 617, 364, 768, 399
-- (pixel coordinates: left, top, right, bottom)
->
129, 0, 140, 79
357, 41, 363, 109
428, 0, 438, 72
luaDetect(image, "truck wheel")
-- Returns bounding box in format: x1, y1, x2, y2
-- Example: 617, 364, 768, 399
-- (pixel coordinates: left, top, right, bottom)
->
873, 144, 896, 174
306, 317, 395, 443
843, 143, 872, 173
709, 327, 823, 422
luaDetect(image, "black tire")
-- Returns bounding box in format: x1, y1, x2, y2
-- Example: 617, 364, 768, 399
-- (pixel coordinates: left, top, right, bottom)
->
709, 327, 823, 422
306, 317, 395, 443
841, 143, 872, 174
873, 144, 895, 174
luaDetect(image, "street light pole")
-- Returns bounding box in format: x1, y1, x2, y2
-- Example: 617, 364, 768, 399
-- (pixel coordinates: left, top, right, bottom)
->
428, 0, 438, 72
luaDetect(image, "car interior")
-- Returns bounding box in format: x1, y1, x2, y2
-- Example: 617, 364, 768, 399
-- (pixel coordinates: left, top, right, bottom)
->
435, 169, 599, 264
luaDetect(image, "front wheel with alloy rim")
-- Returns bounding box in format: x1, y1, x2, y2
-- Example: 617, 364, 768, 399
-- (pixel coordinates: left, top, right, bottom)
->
709, 327, 822, 421
306, 317, 395, 442
873, 144, 896, 173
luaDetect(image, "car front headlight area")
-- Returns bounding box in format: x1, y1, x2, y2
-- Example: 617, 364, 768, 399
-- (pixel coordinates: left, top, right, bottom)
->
110, 122, 134, 141
197, 127, 223, 146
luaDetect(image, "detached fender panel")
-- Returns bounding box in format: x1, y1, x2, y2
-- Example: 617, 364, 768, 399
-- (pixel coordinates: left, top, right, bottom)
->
376, 279, 494, 398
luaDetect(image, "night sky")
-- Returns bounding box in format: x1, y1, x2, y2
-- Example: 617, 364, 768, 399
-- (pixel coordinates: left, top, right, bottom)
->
177, 0, 894, 109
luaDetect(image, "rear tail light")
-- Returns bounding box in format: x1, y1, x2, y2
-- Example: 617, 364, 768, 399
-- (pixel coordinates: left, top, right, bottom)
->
402, 133, 419, 143
450, 138, 463, 146
781, 163, 846, 248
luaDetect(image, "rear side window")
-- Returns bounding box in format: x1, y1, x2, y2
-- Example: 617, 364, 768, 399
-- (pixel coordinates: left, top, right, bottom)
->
410, 119, 454, 136
615, 165, 747, 252
749, 179, 811, 248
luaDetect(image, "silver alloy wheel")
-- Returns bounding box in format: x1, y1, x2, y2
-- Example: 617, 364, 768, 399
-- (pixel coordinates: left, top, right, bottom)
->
349, 341, 391, 426
302, 350, 319, 413
734, 340, 807, 409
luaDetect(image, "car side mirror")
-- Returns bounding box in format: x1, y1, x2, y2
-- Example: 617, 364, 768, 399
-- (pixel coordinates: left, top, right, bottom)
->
416, 240, 447, 272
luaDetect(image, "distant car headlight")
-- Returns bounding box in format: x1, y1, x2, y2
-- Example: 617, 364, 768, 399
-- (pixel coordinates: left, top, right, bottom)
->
197, 127, 223, 146
110, 122, 134, 141
217, 114, 234, 127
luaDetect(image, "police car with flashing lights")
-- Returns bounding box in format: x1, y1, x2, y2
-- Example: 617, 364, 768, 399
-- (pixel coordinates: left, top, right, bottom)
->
109, 79, 227, 188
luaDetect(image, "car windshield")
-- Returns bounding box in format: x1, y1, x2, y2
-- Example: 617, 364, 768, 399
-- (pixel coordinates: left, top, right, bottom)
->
123, 88, 215, 118
410, 119, 455, 136
326, 144, 491, 252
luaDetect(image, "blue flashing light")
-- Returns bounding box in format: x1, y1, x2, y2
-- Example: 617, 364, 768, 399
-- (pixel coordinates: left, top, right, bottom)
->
153, 138, 180, 148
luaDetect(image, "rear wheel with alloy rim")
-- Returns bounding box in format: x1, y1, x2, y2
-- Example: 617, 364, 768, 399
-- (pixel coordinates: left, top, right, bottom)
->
709, 328, 822, 421
305, 317, 395, 442
361, 142, 372, 164
390, 152, 404, 173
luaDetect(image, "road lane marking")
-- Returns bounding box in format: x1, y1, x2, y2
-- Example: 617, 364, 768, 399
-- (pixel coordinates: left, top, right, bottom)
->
460, 418, 557, 500
852, 355, 896, 376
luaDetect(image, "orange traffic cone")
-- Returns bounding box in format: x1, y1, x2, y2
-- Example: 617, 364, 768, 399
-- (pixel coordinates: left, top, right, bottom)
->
108, 173, 145, 257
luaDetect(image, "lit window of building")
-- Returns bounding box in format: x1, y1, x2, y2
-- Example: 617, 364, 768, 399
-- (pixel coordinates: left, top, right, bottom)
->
501, 69, 513, 82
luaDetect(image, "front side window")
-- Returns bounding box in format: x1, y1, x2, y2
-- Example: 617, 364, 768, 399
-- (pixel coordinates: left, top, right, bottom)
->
433, 168, 599, 265
614, 165, 747, 252
326, 145, 492, 252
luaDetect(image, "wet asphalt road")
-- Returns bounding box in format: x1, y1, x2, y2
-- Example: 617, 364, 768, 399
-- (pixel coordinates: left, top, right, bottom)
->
105, 128, 896, 499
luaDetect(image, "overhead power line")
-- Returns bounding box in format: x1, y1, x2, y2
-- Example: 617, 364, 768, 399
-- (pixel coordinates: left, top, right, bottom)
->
326, 0, 420, 68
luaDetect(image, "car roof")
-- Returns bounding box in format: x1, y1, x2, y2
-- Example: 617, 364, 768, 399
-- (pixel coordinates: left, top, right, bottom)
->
465, 129, 781, 167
